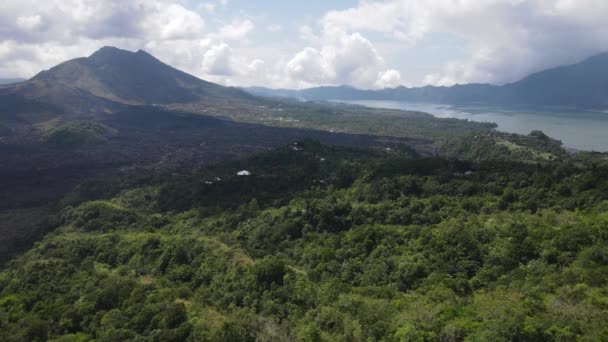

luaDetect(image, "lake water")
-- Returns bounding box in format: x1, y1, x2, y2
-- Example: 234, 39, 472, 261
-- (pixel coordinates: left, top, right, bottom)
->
339, 100, 608, 152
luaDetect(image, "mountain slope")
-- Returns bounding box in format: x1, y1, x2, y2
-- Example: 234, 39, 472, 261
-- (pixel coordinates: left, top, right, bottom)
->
247, 52, 608, 108
3, 47, 253, 115
503, 52, 608, 107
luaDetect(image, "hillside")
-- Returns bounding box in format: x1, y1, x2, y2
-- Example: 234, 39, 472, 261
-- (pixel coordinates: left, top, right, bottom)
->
1, 47, 253, 116
246, 52, 608, 109
5, 45, 587, 265
0, 44, 607, 342
0, 47, 570, 272
1, 141, 607, 341
503, 52, 608, 107
0, 47, 495, 143
0, 47, 504, 208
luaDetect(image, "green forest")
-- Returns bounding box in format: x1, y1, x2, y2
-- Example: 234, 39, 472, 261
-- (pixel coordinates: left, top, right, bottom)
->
1, 137, 607, 341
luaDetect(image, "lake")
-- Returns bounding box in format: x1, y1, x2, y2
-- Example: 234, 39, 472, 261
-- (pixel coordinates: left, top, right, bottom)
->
338, 100, 608, 152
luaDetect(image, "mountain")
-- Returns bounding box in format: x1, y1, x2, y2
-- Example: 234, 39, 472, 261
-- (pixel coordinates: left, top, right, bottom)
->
246, 52, 608, 108
0, 47, 440, 266
1, 46, 253, 116
501, 52, 608, 107
0, 46, 445, 211
0, 78, 25, 85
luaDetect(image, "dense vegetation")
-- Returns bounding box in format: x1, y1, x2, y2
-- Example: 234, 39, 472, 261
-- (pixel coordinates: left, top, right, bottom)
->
441, 130, 566, 161
1, 139, 607, 341
3, 46, 606, 341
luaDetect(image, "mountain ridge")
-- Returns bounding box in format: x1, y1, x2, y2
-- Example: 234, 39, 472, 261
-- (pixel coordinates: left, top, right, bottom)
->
246, 52, 608, 109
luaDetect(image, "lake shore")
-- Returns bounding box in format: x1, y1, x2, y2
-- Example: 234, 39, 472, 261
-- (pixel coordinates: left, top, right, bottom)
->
335, 100, 608, 152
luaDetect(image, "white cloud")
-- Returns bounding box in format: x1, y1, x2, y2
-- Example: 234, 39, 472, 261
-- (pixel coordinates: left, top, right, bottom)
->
330, 32, 385, 86
286, 27, 399, 88
286, 47, 331, 85
0, 0, 207, 44
0, 0, 263, 84
214, 19, 254, 41
376, 69, 402, 88
4, 0, 608, 89
0, 0, 400, 88
322, 0, 608, 86
202, 43, 234, 76
16, 15, 43, 31
145, 3, 205, 40
248, 59, 265, 74
299, 25, 321, 45
0, 40, 69, 77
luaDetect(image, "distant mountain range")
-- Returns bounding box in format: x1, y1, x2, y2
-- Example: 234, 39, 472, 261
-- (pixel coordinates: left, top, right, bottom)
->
246, 52, 608, 109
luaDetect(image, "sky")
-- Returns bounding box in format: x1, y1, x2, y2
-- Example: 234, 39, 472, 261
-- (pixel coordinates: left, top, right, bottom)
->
1, 0, 608, 89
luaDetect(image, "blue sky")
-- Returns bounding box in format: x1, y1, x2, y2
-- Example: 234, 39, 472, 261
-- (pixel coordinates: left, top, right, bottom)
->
2, 0, 608, 89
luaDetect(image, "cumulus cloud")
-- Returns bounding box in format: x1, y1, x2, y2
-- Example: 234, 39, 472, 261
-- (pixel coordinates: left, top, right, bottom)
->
144, 3, 205, 40
4, 0, 608, 89
285, 51, 318, 84
202, 43, 235, 76
16, 15, 43, 31
0, 0, 207, 71
248, 59, 265, 73
0, 1, 205, 43
322, 0, 608, 86
0, 40, 90, 77
0, 0, 264, 84
376, 69, 402, 88
299, 25, 319, 44
286, 27, 399, 88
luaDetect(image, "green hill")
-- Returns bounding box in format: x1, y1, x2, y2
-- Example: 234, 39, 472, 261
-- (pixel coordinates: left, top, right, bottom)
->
1, 141, 607, 341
